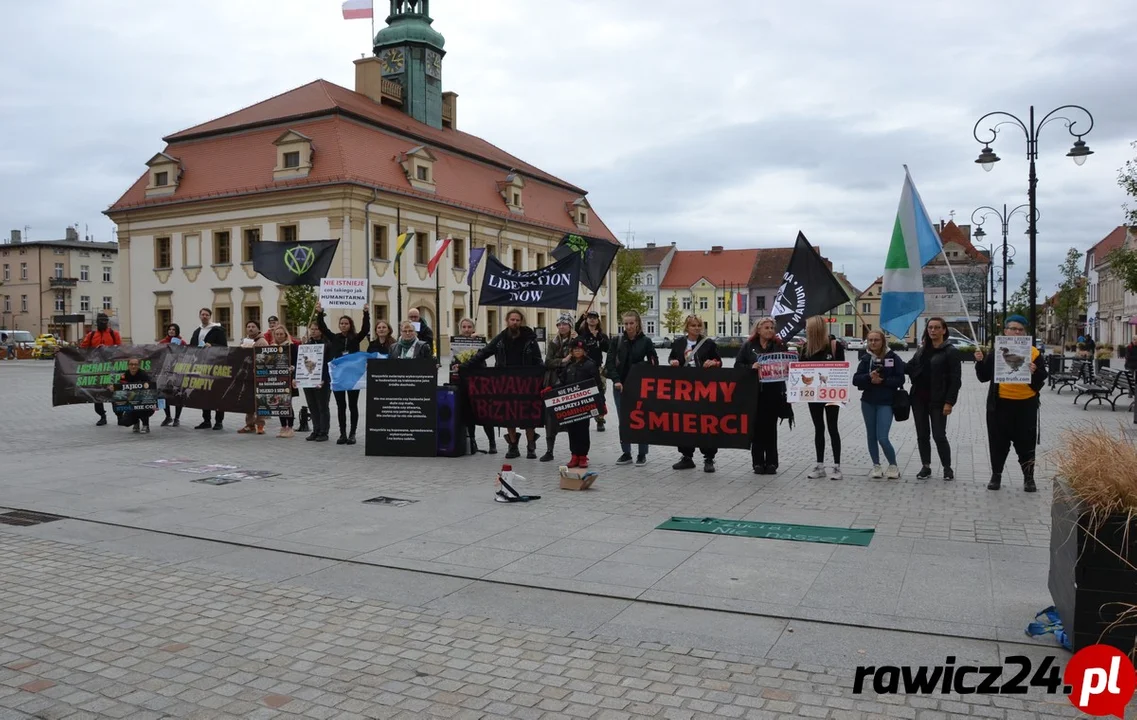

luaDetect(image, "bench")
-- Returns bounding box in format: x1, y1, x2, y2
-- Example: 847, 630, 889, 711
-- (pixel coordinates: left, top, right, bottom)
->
1051, 359, 1089, 394
1074, 368, 1128, 411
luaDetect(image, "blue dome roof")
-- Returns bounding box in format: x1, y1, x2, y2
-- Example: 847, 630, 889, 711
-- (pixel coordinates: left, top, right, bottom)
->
374, 17, 445, 49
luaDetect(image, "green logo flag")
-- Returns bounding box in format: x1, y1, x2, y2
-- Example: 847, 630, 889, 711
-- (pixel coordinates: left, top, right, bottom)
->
253, 239, 340, 286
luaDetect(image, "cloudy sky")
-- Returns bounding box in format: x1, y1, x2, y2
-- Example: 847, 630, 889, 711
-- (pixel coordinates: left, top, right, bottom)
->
2, 0, 1134, 295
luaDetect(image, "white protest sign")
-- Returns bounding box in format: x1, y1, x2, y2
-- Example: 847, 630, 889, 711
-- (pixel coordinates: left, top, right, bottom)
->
319, 278, 367, 308
295, 344, 325, 389
786, 361, 851, 404
994, 335, 1033, 384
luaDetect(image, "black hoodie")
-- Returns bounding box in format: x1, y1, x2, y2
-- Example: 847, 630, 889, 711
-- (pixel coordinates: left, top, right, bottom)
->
317, 310, 370, 358
467, 326, 541, 368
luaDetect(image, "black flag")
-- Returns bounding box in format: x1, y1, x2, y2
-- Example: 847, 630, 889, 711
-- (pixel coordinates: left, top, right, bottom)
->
772, 232, 847, 342
552, 234, 619, 293
252, 239, 340, 286
479, 253, 582, 308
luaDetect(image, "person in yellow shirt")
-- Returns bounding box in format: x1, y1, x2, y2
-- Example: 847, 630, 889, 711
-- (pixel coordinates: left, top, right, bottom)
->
974, 315, 1048, 492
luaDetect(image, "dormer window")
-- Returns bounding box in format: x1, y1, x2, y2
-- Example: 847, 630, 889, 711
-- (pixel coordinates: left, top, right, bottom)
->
499, 172, 525, 214
144, 152, 181, 197
398, 145, 437, 192
566, 197, 591, 230
273, 130, 313, 180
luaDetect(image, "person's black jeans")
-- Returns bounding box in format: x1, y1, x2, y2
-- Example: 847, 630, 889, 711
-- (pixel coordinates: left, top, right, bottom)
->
679, 446, 717, 461
567, 421, 591, 457
750, 400, 780, 468
94, 402, 107, 419
164, 403, 183, 421
808, 403, 841, 464
912, 398, 951, 468
202, 409, 225, 425
333, 390, 360, 434
303, 386, 332, 436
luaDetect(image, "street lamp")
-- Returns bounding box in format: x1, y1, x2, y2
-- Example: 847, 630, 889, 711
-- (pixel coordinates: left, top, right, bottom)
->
977, 242, 998, 343
971, 204, 1031, 323
972, 104, 1094, 343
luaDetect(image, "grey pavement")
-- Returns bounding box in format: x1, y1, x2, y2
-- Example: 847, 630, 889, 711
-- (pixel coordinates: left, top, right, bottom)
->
0, 356, 1128, 718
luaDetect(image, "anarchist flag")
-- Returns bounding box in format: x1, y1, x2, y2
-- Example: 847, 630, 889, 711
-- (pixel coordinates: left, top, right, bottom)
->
252, 239, 340, 286
552, 234, 619, 293
772, 232, 848, 342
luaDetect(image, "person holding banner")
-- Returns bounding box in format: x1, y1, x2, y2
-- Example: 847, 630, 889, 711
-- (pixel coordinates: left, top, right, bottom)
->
316, 302, 370, 446
302, 322, 332, 442
974, 315, 1046, 492
110, 357, 154, 434
575, 311, 611, 432
668, 315, 723, 473
452, 318, 497, 454
540, 313, 576, 462
80, 313, 122, 426
853, 330, 905, 479
158, 323, 185, 427
270, 325, 300, 437
607, 310, 659, 466
802, 316, 846, 481
906, 317, 961, 481
394, 321, 433, 360
737, 317, 790, 475
189, 308, 227, 430
238, 321, 270, 435
559, 338, 601, 468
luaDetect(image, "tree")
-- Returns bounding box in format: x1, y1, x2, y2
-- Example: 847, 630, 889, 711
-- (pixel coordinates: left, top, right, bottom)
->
1007, 273, 1033, 319
1106, 142, 1137, 293
1120, 140, 1137, 227
283, 285, 317, 336
1051, 248, 1085, 346
663, 296, 684, 335
614, 248, 648, 316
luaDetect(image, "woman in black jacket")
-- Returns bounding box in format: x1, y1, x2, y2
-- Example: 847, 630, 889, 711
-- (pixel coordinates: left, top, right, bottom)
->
801, 315, 846, 481
301, 322, 332, 442
906, 317, 962, 480
575, 310, 611, 432
315, 302, 369, 445
605, 310, 659, 466
668, 315, 723, 473
558, 338, 602, 468
736, 317, 791, 474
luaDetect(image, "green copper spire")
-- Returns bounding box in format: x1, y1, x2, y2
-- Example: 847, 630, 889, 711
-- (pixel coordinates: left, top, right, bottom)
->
373, 0, 446, 129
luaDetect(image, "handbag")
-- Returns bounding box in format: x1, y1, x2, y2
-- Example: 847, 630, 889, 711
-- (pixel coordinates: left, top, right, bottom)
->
892, 388, 911, 422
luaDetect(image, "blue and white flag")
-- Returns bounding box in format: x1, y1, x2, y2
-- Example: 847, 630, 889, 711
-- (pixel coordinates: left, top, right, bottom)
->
329, 352, 382, 392
879, 168, 944, 339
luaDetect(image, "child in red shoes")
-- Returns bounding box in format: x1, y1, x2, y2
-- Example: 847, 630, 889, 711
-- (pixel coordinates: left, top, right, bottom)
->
561, 339, 602, 469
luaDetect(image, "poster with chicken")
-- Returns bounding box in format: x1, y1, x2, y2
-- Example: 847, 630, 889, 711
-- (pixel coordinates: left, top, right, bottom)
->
994, 335, 1032, 384
786, 361, 851, 404
294, 344, 325, 389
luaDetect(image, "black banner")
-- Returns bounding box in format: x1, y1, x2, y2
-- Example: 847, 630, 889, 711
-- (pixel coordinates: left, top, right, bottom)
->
252, 239, 340, 286
543, 379, 603, 427
112, 382, 159, 415
552, 234, 619, 293
478, 253, 581, 308
365, 358, 438, 457
619, 365, 756, 449
53, 345, 255, 414
772, 232, 849, 342
463, 366, 545, 428
255, 346, 292, 417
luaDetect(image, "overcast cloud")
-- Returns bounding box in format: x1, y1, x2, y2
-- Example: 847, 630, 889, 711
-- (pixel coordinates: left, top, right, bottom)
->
2, 0, 1134, 295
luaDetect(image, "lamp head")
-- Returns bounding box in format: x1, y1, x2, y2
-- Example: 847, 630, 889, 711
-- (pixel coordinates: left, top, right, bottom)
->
975, 145, 1000, 172
1067, 138, 1092, 166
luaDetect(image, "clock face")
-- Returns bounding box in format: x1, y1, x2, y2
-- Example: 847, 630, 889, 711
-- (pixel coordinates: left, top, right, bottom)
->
425, 50, 441, 79
379, 48, 405, 75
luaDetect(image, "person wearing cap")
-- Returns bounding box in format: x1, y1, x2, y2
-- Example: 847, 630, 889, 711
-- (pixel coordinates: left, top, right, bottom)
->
974, 314, 1047, 492
558, 338, 601, 468
668, 315, 723, 473
540, 313, 576, 461
574, 310, 610, 432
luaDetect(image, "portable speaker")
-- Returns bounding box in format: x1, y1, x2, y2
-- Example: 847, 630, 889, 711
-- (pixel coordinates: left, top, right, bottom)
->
436, 385, 465, 457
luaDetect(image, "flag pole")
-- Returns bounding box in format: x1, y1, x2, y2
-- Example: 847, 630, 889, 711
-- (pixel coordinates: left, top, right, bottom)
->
469, 220, 477, 324
940, 252, 980, 344
435, 215, 442, 360
396, 207, 403, 323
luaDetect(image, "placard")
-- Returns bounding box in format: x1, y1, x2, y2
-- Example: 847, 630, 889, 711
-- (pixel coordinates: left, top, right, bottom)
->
255, 346, 292, 417
544, 379, 603, 426
319, 278, 367, 308
450, 336, 487, 355
994, 335, 1033, 384
756, 352, 798, 383
618, 366, 756, 449
111, 381, 159, 414
463, 366, 545, 428
365, 358, 438, 457
786, 361, 851, 404
295, 344, 325, 388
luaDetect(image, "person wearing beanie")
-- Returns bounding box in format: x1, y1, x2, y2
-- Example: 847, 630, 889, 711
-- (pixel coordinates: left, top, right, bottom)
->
974, 314, 1047, 492
558, 338, 601, 468
540, 313, 576, 461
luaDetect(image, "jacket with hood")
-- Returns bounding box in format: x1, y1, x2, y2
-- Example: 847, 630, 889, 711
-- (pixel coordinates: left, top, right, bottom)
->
605, 331, 658, 384
853, 350, 906, 406
574, 317, 610, 368
189, 323, 226, 348
907, 341, 962, 406
544, 331, 575, 385
736, 336, 790, 404
466, 326, 542, 368
317, 310, 370, 358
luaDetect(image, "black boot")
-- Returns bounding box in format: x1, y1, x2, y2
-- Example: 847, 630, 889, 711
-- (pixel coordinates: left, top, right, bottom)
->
505, 443, 520, 459
987, 473, 1002, 491
526, 441, 538, 460
297, 406, 310, 432
540, 439, 555, 462
336, 425, 347, 445
1022, 461, 1037, 493
346, 420, 357, 445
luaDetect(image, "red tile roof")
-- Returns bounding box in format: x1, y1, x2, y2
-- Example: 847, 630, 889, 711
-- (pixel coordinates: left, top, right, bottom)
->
627, 245, 675, 267
661, 248, 760, 289
1090, 226, 1127, 268
107, 80, 617, 242
936, 221, 986, 262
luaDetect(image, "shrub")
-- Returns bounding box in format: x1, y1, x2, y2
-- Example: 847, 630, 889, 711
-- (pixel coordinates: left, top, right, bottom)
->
888, 341, 906, 351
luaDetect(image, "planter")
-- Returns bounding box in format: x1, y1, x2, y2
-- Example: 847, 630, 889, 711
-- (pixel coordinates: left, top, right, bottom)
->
1096, 359, 1112, 371
1049, 480, 1137, 657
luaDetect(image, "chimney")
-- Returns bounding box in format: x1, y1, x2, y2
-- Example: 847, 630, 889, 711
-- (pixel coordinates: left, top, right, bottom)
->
65, 227, 79, 242
646, 242, 656, 248
711, 245, 724, 253
671, 241, 676, 246
354, 56, 396, 106
441, 91, 458, 130
9, 229, 20, 244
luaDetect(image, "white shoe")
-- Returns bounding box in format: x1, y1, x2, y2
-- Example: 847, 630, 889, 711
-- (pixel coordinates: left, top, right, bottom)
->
870, 464, 883, 479
828, 465, 843, 481
885, 465, 900, 479
807, 463, 826, 479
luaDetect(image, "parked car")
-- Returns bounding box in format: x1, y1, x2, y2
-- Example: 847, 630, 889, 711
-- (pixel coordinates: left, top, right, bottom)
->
653, 336, 672, 348
843, 336, 865, 351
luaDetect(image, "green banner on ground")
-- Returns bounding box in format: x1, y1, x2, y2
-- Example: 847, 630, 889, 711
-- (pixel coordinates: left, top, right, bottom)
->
656, 517, 874, 547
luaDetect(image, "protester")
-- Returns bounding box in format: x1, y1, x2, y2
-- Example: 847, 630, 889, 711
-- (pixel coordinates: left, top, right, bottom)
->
237, 321, 269, 435
80, 313, 122, 426
737, 317, 790, 475
394, 320, 433, 359
801, 316, 845, 480
574, 310, 610, 432
974, 315, 1047, 492
316, 301, 369, 446
263, 315, 301, 346
189, 308, 227, 430
560, 338, 601, 468
110, 357, 154, 434
158, 323, 185, 427
669, 315, 722, 473
451, 317, 496, 454
1125, 335, 1137, 381
606, 310, 658, 466
271, 325, 299, 438
2, 332, 15, 361
408, 307, 434, 351
540, 313, 575, 462
906, 317, 962, 480
852, 329, 905, 479
463, 309, 543, 460
371, 319, 395, 357
302, 321, 332, 442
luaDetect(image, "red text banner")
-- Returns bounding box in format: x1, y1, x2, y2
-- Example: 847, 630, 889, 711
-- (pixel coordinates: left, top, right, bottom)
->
463, 366, 546, 428
619, 365, 756, 449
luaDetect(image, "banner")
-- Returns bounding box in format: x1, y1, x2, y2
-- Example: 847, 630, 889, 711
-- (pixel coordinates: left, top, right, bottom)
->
53, 345, 255, 414
994, 335, 1032, 384
618, 365, 756, 449
319, 278, 367, 308
329, 351, 380, 391
112, 382, 159, 415
365, 358, 437, 457
543, 379, 603, 427
478, 253, 581, 308
255, 346, 293, 417
757, 352, 798, 383
295, 344, 325, 388
463, 366, 545, 428
773, 232, 849, 342
786, 361, 851, 404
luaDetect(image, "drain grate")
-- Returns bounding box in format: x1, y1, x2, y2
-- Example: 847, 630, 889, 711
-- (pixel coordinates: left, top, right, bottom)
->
192, 477, 240, 486
363, 496, 418, 507
0, 510, 66, 527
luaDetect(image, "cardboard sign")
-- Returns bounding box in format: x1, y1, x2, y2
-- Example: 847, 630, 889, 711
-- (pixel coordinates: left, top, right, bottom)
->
994, 335, 1033, 384
294, 344, 325, 389
544, 379, 603, 426
463, 366, 545, 428
787, 361, 851, 404
319, 278, 367, 308
618, 365, 756, 449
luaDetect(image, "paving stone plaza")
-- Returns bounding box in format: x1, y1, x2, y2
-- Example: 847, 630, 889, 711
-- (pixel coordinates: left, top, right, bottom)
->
0, 356, 1128, 719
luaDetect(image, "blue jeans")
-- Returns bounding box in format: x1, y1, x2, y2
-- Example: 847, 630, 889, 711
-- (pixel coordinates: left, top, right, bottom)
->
612, 387, 648, 457
861, 401, 896, 465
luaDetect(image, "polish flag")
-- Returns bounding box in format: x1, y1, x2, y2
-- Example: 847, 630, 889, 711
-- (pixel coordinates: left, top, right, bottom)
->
342, 0, 373, 20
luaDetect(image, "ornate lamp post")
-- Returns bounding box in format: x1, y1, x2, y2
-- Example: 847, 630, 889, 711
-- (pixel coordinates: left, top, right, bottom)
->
971, 204, 1030, 322
972, 105, 1093, 342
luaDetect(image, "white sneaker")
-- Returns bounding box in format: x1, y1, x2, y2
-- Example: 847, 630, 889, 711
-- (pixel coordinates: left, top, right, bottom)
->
828, 465, 843, 481
885, 465, 900, 479
807, 463, 826, 479
870, 464, 883, 479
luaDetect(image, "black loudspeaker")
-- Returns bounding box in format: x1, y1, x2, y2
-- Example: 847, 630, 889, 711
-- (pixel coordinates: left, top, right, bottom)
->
436, 385, 465, 457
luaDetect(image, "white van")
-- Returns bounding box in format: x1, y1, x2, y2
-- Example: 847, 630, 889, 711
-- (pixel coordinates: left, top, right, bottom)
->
0, 330, 35, 347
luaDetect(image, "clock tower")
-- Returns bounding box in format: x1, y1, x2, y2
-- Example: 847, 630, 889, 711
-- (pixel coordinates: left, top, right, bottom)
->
373, 0, 446, 129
